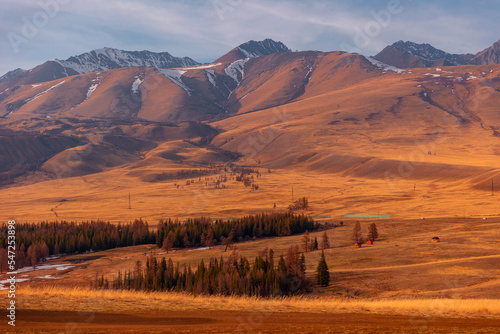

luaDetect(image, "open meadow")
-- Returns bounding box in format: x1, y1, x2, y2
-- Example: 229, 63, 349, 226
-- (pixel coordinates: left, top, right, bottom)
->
1, 217, 499, 333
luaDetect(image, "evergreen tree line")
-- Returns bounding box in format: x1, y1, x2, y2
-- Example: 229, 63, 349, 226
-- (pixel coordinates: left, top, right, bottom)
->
155, 213, 316, 251
99, 246, 311, 297
0, 213, 316, 271
0, 219, 152, 271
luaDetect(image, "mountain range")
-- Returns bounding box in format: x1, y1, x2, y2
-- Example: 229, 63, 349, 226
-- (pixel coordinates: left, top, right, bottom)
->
3, 38, 500, 87
2, 38, 500, 220
374, 39, 500, 68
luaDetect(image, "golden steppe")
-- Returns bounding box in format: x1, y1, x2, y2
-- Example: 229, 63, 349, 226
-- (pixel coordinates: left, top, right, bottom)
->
1, 53, 500, 332
1, 218, 499, 333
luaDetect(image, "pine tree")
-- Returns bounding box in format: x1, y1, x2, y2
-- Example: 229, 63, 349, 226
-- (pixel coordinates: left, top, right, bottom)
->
302, 230, 310, 252
352, 221, 362, 244
321, 231, 330, 250
313, 237, 319, 251
316, 251, 330, 287
300, 253, 306, 274
368, 223, 379, 241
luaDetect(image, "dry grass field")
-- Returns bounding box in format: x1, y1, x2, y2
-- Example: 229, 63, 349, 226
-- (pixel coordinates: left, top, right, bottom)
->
1, 286, 499, 333
1, 218, 499, 332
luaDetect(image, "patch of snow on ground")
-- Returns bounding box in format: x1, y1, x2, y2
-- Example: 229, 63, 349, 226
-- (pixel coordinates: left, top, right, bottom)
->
158, 69, 192, 95
188, 247, 211, 251
436, 68, 442, 72
132, 77, 143, 94
424, 73, 440, 78
365, 57, 404, 73
31, 84, 42, 88
37, 275, 62, 279
13, 263, 75, 274
55, 265, 75, 271
467, 76, 478, 80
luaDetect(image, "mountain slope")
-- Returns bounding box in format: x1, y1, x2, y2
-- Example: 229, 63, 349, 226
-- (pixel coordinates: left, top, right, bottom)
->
215, 39, 290, 63
0, 68, 25, 83
471, 39, 500, 65
0, 51, 386, 123
0, 48, 199, 90
373, 41, 473, 68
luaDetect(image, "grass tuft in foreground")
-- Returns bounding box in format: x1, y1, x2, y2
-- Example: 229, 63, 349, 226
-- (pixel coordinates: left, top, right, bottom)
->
5, 285, 499, 319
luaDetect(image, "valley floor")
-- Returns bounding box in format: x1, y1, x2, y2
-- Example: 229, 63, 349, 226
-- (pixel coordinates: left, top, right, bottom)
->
1, 218, 499, 333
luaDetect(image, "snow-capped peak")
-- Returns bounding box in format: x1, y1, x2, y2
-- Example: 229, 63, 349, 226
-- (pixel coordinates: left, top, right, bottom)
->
54, 48, 200, 75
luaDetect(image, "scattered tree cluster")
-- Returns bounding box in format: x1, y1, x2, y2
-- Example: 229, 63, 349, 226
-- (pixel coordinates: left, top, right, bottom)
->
351, 222, 379, 244
302, 230, 330, 253
0, 241, 49, 272
235, 171, 259, 191
288, 197, 309, 211
155, 213, 316, 251
99, 246, 311, 297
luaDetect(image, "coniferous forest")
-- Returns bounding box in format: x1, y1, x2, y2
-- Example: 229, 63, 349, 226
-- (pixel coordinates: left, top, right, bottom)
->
0, 213, 316, 271
99, 246, 311, 297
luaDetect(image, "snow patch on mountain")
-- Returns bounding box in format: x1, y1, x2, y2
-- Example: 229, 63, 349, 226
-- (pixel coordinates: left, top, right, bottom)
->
25, 80, 66, 103
86, 84, 99, 99
365, 57, 404, 73
238, 47, 257, 58
224, 59, 248, 98
225, 59, 248, 84
205, 70, 217, 87
158, 69, 192, 95
54, 47, 199, 75
182, 63, 222, 70
69, 74, 102, 111
132, 77, 143, 94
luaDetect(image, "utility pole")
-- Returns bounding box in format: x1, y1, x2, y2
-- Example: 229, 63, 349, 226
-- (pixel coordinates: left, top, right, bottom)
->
292, 186, 294, 202
492, 179, 494, 196
128, 192, 131, 209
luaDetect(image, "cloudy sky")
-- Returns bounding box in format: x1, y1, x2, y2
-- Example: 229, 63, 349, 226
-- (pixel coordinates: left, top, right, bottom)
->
0, 0, 498, 75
